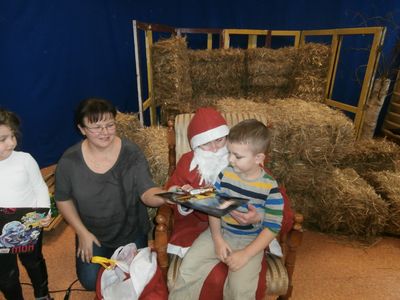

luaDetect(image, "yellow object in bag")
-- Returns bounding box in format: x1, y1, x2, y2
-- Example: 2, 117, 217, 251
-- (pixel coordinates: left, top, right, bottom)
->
91, 256, 118, 270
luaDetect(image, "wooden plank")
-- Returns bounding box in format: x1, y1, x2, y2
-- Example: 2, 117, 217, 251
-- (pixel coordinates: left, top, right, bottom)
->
325, 34, 341, 100
43, 215, 63, 232
325, 99, 358, 113
387, 111, 400, 123
136, 21, 176, 33
177, 28, 222, 34
222, 29, 300, 49
207, 33, 213, 49
222, 30, 230, 49
248, 35, 257, 48
143, 98, 152, 110
382, 128, 400, 142
145, 29, 157, 125
390, 102, 400, 114
223, 29, 269, 35
383, 119, 400, 130
302, 27, 383, 37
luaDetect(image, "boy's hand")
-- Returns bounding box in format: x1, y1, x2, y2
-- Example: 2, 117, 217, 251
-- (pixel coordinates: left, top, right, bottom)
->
214, 237, 232, 262
225, 249, 251, 271
180, 184, 194, 192
230, 204, 261, 225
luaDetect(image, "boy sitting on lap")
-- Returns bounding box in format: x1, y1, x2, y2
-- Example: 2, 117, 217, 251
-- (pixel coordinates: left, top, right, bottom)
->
169, 119, 284, 300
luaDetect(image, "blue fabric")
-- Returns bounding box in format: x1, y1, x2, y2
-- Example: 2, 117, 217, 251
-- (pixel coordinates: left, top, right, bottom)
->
0, 0, 399, 167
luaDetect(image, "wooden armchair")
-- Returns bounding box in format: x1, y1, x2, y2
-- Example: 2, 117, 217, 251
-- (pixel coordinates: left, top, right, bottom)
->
154, 112, 304, 299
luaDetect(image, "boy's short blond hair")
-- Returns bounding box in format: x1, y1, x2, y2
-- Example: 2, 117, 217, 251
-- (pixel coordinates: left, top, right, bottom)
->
228, 119, 271, 154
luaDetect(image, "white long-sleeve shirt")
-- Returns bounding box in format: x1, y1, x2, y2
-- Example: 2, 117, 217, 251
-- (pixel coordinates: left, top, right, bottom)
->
0, 151, 50, 208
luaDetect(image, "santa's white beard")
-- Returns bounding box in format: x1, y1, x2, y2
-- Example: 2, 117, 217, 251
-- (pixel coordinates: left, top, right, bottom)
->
190, 146, 229, 185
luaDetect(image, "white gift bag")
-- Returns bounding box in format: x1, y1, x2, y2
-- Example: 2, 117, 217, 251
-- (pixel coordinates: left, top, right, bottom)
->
100, 243, 157, 300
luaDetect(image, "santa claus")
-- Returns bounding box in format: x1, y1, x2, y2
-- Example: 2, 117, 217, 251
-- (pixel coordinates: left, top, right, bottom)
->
166, 107, 230, 257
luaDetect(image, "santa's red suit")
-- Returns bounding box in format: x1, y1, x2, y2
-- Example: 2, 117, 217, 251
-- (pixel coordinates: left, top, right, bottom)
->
165, 151, 209, 252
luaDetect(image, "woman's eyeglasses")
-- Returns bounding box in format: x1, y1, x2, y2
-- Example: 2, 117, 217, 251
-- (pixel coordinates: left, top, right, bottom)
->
84, 122, 116, 134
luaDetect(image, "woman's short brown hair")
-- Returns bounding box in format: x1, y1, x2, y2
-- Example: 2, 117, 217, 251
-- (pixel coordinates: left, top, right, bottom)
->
74, 98, 117, 127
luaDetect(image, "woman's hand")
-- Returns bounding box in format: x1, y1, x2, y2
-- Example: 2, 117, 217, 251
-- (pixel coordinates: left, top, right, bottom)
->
230, 204, 262, 225
77, 231, 101, 263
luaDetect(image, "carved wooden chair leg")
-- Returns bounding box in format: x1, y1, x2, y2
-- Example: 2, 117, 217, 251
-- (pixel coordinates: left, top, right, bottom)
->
155, 205, 173, 280
279, 213, 304, 300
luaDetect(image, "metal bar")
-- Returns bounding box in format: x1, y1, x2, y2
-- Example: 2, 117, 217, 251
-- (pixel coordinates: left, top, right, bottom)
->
132, 20, 144, 126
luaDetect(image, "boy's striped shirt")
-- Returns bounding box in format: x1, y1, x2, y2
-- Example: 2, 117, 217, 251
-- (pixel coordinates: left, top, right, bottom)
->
215, 166, 284, 236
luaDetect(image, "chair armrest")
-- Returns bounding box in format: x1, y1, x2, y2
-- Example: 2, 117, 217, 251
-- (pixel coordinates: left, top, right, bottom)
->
154, 204, 175, 279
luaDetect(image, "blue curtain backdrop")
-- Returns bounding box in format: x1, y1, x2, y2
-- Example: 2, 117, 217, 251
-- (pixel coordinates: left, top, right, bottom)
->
0, 0, 399, 167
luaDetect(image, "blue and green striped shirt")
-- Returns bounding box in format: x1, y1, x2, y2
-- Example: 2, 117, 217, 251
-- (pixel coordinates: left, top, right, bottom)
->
215, 166, 284, 236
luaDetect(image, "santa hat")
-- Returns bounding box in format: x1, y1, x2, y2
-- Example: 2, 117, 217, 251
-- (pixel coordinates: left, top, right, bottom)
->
188, 108, 229, 149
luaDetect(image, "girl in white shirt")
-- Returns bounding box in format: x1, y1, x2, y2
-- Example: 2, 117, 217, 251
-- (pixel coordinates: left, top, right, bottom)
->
0, 108, 52, 300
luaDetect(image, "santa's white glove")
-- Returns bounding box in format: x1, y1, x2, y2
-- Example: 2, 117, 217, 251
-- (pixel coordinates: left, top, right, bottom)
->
168, 185, 194, 215
177, 205, 194, 216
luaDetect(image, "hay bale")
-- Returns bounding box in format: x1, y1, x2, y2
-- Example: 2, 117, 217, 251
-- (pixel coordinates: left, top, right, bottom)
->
363, 171, 400, 236
266, 98, 355, 165
267, 161, 335, 196
246, 47, 296, 100
115, 116, 167, 224
291, 43, 331, 102
116, 111, 141, 141
151, 36, 193, 122
129, 126, 169, 187
294, 168, 388, 241
338, 138, 400, 175
189, 48, 246, 101
217, 97, 355, 165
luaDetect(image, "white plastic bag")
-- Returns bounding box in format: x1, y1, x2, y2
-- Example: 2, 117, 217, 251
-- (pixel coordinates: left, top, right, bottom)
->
101, 243, 157, 300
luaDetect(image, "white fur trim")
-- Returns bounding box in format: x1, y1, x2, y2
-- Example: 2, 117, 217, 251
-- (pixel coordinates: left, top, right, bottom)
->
267, 238, 283, 257
167, 243, 190, 258
190, 125, 229, 149
177, 205, 194, 216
